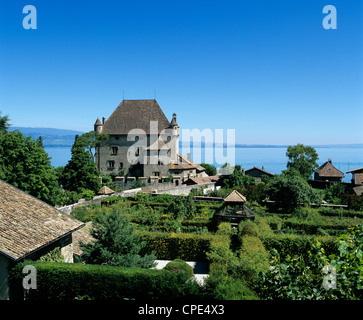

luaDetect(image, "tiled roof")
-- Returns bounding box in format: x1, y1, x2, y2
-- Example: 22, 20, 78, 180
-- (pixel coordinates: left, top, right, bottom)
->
314, 161, 344, 178
0, 179, 84, 261
224, 190, 247, 203
245, 166, 274, 176
347, 167, 363, 174
97, 186, 115, 195
353, 185, 363, 196
101, 100, 170, 135
184, 175, 220, 185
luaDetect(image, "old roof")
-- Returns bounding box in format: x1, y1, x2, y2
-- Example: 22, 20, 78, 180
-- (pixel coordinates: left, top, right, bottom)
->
347, 167, 363, 174
184, 175, 220, 185
0, 179, 84, 261
101, 100, 171, 135
178, 154, 206, 172
245, 166, 274, 176
353, 185, 363, 196
224, 190, 247, 203
97, 186, 115, 195
314, 160, 344, 178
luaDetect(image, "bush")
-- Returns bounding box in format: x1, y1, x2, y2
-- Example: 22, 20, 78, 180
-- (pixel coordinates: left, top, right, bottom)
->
164, 259, 194, 279
139, 231, 223, 261
10, 262, 201, 300
216, 222, 237, 237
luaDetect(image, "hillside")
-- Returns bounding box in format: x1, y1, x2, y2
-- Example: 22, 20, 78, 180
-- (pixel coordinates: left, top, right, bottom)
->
9, 127, 85, 147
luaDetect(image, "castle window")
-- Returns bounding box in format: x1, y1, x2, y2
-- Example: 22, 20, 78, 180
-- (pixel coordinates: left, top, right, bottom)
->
153, 172, 160, 177
108, 160, 115, 169
120, 162, 123, 169
112, 147, 118, 155
115, 136, 119, 140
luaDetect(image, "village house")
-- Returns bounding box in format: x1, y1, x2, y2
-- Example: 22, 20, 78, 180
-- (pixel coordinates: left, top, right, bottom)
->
346, 167, 363, 186
0, 179, 84, 300
314, 158, 344, 183
244, 166, 274, 182
94, 99, 206, 187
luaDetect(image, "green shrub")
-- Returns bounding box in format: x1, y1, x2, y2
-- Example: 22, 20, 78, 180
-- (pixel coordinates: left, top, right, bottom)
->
238, 220, 259, 237
139, 231, 223, 261
164, 259, 194, 279
10, 262, 201, 300
216, 222, 237, 237
204, 274, 259, 300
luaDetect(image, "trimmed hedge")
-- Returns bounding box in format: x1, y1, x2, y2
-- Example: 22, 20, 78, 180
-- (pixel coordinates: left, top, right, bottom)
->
260, 234, 337, 258
139, 231, 223, 261
10, 262, 201, 300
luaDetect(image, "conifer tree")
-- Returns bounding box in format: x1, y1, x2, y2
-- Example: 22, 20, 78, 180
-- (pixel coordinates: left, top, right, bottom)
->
80, 208, 157, 268
60, 134, 101, 193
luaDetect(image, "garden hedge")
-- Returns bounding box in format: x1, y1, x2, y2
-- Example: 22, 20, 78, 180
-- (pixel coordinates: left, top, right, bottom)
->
259, 234, 337, 258
9, 261, 201, 300
139, 231, 224, 261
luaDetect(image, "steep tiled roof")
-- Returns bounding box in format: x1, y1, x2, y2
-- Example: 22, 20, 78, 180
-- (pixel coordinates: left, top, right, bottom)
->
224, 190, 247, 203
245, 166, 274, 177
72, 222, 94, 256
184, 175, 220, 185
102, 100, 170, 135
354, 173, 363, 185
0, 179, 84, 261
347, 167, 363, 174
314, 161, 344, 178
97, 186, 115, 195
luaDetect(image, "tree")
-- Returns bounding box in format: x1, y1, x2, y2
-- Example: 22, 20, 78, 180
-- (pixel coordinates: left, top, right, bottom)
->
76, 131, 109, 163
60, 134, 101, 193
286, 144, 319, 180
80, 208, 157, 268
200, 163, 217, 176
0, 130, 62, 205
258, 225, 363, 300
218, 165, 255, 188
0, 111, 10, 133
267, 174, 321, 212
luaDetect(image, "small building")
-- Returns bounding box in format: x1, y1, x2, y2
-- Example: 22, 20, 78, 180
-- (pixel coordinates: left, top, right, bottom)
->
346, 167, 363, 186
0, 179, 84, 300
244, 166, 274, 182
214, 190, 254, 227
314, 159, 344, 182
97, 186, 115, 195
183, 175, 220, 186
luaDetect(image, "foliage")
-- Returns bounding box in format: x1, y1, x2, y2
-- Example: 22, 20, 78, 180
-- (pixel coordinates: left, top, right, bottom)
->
0, 111, 10, 133
216, 222, 237, 237
60, 134, 101, 193
0, 130, 62, 205
38, 247, 64, 263
10, 261, 201, 300
286, 144, 319, 180
163, 259, 194, 279
167, 194, 196, 220
76, 130, 109, 163
200, 163, 217, 176
140, 231, 223, 261
258, 225, 363, 300
80, 208, 156, 268
218, 165, 255, 188
324, 182, 345, 203
267, 174, 322, 212
204, 274, 259, 300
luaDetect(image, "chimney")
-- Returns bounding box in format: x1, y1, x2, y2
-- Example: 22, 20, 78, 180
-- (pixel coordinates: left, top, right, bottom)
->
102, 117, 105, 124
242, 167, 245, 175
187, 153, 191, 161
262, 166, 265, 171
328, 158, 332, 164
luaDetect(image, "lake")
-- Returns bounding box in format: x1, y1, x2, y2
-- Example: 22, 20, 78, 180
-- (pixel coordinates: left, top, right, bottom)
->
45, 146, 363, 183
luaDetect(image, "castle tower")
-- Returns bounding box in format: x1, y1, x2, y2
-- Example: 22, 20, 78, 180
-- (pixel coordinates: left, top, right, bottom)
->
94, 118, 103, 133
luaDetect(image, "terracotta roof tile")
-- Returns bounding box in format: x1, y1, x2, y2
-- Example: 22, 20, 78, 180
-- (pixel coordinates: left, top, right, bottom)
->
314, 161, 344, 178
0, 179, 84, 261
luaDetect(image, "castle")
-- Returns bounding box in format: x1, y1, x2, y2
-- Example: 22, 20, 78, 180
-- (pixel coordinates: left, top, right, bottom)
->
94, 99, 207, 187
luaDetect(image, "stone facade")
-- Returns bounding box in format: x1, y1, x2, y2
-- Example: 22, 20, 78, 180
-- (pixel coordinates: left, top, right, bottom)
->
94, 99, 205, 187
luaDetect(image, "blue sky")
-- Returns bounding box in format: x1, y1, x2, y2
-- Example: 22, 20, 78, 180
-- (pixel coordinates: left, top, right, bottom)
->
0, 0, 362, 145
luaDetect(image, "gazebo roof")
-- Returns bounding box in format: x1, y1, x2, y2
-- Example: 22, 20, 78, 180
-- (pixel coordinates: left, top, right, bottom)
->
223, 190, 247, 203
97, 186, 115, 195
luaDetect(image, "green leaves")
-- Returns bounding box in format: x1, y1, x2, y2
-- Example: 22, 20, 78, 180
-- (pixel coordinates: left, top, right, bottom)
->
286, 144, 319, 180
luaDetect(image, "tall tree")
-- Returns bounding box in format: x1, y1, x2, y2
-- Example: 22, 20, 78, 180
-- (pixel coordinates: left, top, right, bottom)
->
76, 131, 109, 163
0, 130, 61, 204
80, 208, 156, 268
218, 165, 255, 188
200, 163, 217, 176
286, 144, 319, 180
60, 134, 101, 192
